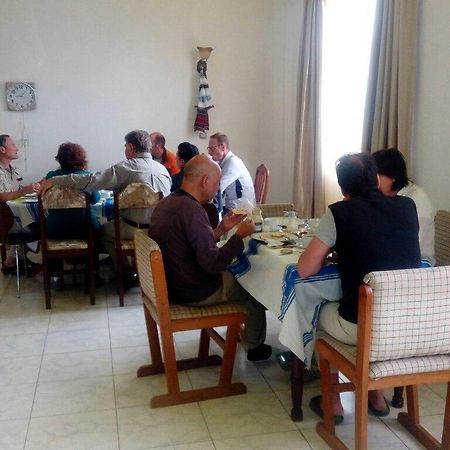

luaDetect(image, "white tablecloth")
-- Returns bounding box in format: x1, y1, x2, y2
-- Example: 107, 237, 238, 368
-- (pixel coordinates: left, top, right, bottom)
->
228, 233, 341, 368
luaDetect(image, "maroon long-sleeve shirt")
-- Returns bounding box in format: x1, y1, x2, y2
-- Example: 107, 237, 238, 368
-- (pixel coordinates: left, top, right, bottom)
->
149, 190, 243, 303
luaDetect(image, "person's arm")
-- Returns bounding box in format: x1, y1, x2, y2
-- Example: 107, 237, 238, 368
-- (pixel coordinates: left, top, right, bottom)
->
297, 237, 331, 278
297, 207, 336, 278
0, 182, 40, 201
213, 211, 247, 240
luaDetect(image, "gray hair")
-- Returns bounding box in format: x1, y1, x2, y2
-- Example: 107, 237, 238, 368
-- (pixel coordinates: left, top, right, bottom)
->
124, 130, 151, 153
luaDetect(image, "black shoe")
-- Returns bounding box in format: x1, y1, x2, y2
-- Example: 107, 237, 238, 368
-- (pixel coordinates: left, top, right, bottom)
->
247, 343, 272, 361
309, 395, 344, 425
123, 271, 139, 291
51, 276, 64, 291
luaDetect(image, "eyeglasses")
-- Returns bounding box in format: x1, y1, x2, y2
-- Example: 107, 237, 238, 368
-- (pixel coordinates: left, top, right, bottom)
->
207, 144, 220, 150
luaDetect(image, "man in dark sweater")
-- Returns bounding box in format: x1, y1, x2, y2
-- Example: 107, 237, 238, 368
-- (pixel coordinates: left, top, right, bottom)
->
297, 152, 420, 421
150, 154, 271, 361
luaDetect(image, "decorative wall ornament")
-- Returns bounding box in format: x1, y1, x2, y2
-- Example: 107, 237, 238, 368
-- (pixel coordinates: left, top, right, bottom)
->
194, 46, 214, 138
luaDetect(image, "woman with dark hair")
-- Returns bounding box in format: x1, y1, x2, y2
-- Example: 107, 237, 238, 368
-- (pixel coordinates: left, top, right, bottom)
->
45, 142, 101, 239
170, 142, 199, 192
373, 148, 435, 265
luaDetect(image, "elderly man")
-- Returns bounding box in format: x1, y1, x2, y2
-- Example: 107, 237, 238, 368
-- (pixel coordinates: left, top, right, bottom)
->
297, 152, 420, 422
0, 135, 40, 273
149, 132, 180, 176
39, 130, 171, 278
150, 154, 271, 361
207, 132, 256, 214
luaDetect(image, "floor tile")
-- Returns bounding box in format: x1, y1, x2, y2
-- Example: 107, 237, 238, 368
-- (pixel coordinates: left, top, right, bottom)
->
0, 418, 29, 450
26, 409, 119, 450
114, 372, 191, 409
39, 349, 112, 381
0, 333, 46, 358
111, 345, 150, 375
110, 325, 148, 348
44, 328, 110, 354
117, 404, 210, 450
108, 304, 145, 328
32, 376, 115, 417
0, 315, 50, 336
48, 307, 109, 332
214, 430, 310, 449
0, 382, 35, 419
0, 355, 42, 386
200, 392, 297, 440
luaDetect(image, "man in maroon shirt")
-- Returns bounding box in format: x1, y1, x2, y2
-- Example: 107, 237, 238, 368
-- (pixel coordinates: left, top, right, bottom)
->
150, 155, 271, 361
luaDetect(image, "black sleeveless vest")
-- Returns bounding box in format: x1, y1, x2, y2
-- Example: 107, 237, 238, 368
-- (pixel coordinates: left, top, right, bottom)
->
329, 189, 421, 323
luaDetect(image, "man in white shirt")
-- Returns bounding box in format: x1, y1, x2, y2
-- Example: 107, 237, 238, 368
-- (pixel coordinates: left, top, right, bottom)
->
207, 132, 255, 214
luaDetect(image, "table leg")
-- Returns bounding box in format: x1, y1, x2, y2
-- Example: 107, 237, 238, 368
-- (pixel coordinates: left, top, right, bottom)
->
290, 352, 304, 421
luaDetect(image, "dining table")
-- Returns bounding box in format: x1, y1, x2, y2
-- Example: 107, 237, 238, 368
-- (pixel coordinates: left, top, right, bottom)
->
227, 224, 341, 421
227, 221, 432, 421
6, 193, 115, 227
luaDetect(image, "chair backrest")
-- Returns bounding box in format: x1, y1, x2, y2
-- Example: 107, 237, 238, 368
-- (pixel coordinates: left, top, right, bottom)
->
363, 266, 450, 362
115, 183, 162, 209
254, 164, 269, 204
260, 203, 295, 218
40, 186, 87, 209
0, 201, 14, 238
435, 210, 450, 266
134, 229, 167, 313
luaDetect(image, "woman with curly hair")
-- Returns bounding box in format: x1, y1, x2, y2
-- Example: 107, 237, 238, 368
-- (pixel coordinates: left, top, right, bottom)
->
45, 142, 101, 239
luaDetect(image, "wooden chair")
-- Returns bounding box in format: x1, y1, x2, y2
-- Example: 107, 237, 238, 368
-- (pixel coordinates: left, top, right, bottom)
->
254, 163, 269, 204
260, 203, 295, 218
134, 230, 248, 407
435, 210, 450, 266
0, 201, 39, 298
315, 267, 450, 450
39, 186, 95, 309
114, 183, 162, 307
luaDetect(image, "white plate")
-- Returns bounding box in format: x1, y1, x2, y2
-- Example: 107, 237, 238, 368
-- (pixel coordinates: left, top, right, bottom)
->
24, 198, 38, 203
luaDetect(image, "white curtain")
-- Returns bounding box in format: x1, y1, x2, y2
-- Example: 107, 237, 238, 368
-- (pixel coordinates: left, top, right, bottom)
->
362, 0, 419, 164
293, 0, 324, 218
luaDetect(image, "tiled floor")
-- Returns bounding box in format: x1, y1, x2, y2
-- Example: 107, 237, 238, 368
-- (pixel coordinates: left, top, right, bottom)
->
0, 270, 446, 449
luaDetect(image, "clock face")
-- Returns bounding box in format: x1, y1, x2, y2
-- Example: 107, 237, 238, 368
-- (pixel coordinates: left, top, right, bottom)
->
6, 82, 36, 111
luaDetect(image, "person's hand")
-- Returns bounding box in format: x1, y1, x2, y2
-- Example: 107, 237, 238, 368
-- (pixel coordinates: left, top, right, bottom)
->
235, 219, 255, 239
21, 182, 40, 194
38, 179, 54, 195
221, 211, 247, 232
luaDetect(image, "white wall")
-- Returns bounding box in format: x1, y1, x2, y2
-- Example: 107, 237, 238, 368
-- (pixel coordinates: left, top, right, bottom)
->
0, 0, 301, 203
412, 0, 450, 211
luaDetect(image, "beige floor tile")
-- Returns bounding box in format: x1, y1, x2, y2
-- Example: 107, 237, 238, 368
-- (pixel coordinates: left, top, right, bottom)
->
214, 430, 310, 449
173, 442, 216, 450
186, 360, 272, 394
117, 404, 210, 449
0, 333, 46, 358
110, 325, 148, 348
200, 392, 297, 440
26, 409, 119, 450
0, 418, 29, 450
107, 304, 145, 328
111, 345, 150, 375
0, 382, 35, 420
0, 314, 50, 336
48, 307, 109, 332
114, 371, 191, 408
0, 355, 42, 386
32, 376, 115, 417
44, 328, 110, 354
39, 349, 112, 381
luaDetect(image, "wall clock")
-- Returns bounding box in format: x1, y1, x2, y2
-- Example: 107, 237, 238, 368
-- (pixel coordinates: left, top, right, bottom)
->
5, 82, 36, 111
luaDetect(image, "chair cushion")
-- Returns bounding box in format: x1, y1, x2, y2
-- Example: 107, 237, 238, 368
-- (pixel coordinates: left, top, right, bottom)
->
46, 239, 88, 251
364, 267, 450, 362
142, 295, 247, 322
319, 334, 450, 379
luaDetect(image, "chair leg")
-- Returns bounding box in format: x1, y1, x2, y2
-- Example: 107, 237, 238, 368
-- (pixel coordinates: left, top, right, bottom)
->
290, 354, 304, 421
398, 385, 441, 449
392, 386, 404, 408
218, 323, 239, 386
116, 246, 125, 307
21, 244, 28, 277
355, 387, 369, 450
137, 306, 164, 377
42, 256, 52, 309
198, 329, 211, 360
442, 382, 450, 449
15, 245, 20, 298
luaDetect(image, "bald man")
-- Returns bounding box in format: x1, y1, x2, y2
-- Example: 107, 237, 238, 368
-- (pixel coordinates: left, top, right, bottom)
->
150, 155, 271, 361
